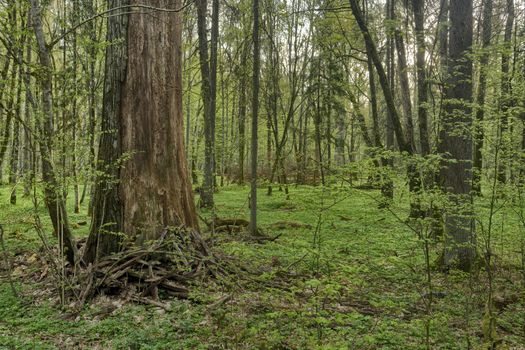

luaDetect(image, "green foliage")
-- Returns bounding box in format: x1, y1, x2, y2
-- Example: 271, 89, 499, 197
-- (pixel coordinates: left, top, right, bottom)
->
1, 184, 525, 348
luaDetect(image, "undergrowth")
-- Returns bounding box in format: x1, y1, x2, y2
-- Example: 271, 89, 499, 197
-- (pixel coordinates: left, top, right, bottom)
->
0, 183, 524, 349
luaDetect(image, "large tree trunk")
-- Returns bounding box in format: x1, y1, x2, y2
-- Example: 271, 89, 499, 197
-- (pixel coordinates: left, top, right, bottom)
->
84, 0, 198, 264
438, 0, 475, 271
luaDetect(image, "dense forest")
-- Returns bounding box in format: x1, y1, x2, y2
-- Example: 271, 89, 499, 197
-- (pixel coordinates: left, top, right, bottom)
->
0, 0, 525, 348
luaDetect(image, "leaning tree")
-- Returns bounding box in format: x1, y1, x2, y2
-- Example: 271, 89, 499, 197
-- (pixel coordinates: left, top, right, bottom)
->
84, 0, 199, 263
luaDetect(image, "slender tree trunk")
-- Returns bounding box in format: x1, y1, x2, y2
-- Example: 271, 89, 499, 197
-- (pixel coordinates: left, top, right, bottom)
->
385, 0, 396, 154
195, 0, 215, 208
82, 0, 97, 213
497, 0, 514, 184
348, 90, 375, 149
0, 63, 14, 182
350, 0, 423, 215
366, 55, 381, 148
71, 0, 80, 213
350, 0, 411, 147
237, 45, 248, 184
250, 0, 260, 235
335, 113, 346, 166
9, 47, 24, 204
23, 24, 33, 197
412, 0, 430, 156
472, 0, 493, 194
8, 4, 22, 194
326, 87, 332, 170
394, 17, 415, 150
315, 56, 325, 185
30, 0, 77, 265
438, 0, 449, 85
220, 64, 226, 186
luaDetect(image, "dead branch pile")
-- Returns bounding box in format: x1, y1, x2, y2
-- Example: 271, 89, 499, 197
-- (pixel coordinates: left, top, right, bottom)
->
77, 227, 214, 308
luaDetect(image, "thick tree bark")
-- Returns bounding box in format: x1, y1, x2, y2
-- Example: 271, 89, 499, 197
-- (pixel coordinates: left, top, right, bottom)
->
472, 0, 493, 194
438, 0, 475, 271
84, 0, 128, 263
84, 0, 198, 263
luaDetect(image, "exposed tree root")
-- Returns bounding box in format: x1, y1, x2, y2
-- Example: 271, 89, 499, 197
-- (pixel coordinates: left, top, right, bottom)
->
73, 227, 216, 309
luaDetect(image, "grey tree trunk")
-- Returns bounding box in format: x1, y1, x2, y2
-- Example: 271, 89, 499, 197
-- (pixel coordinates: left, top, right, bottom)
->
438, 0, 475, 271
9, 48, 24, 204
195, 0, 215, 208
250, 0, 260, 235
30, 0, 77, 265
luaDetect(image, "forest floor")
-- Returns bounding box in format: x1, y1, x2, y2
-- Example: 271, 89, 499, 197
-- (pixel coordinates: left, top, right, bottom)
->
0, 181, 524, 349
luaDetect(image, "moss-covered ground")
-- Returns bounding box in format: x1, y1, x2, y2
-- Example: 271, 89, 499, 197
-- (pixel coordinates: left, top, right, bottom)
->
0, 182, 524, 349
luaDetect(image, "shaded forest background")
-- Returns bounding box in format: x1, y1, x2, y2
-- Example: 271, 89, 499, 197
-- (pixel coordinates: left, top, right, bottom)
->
0, 0, 525, 348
